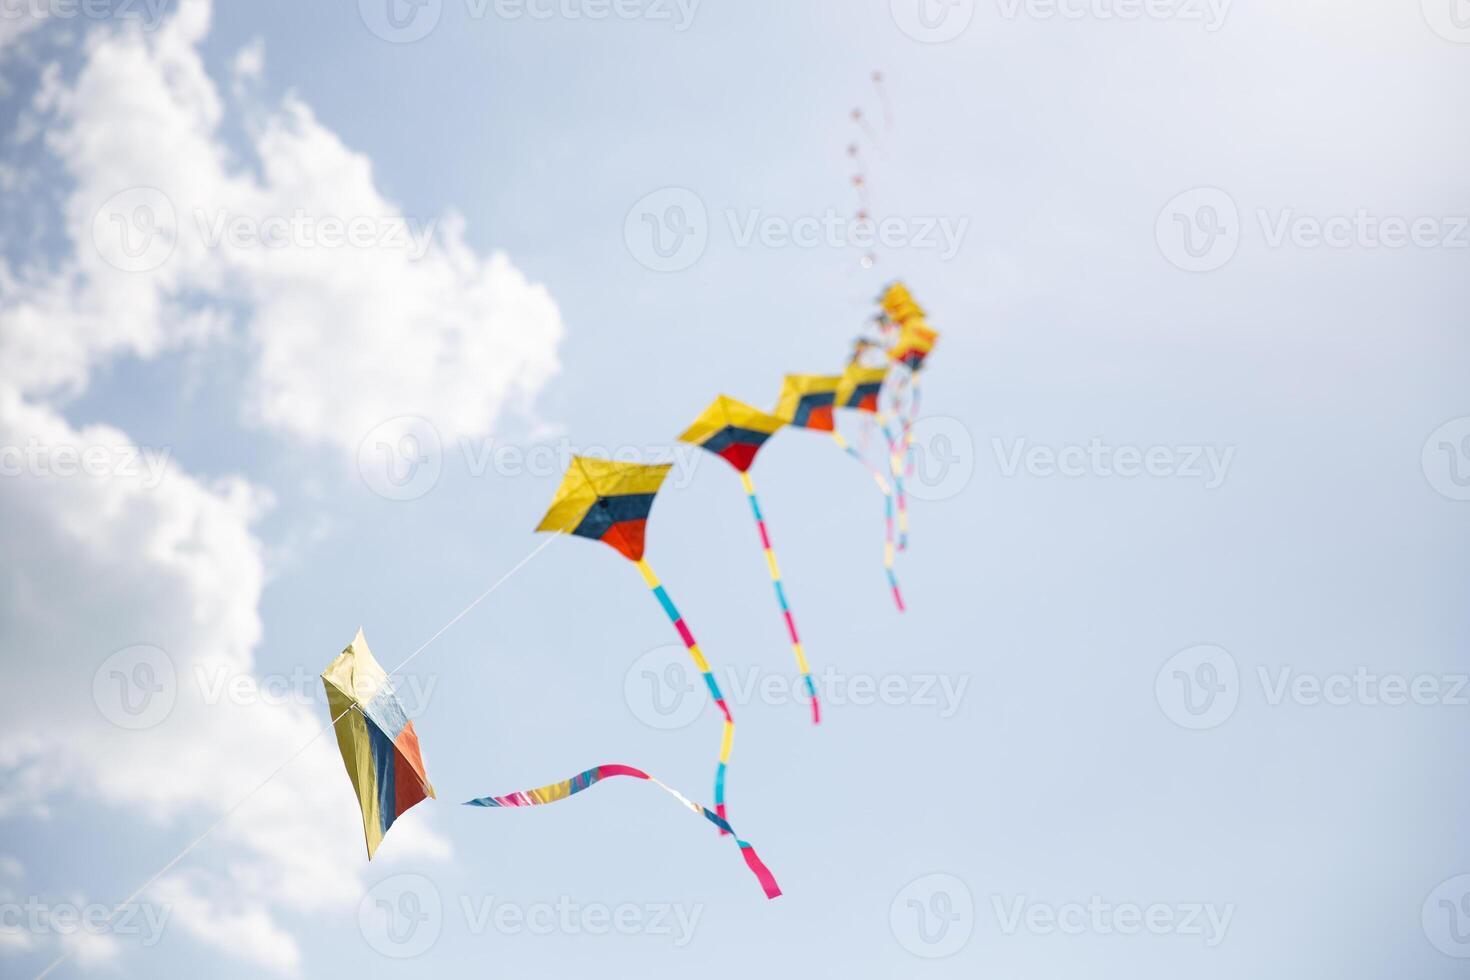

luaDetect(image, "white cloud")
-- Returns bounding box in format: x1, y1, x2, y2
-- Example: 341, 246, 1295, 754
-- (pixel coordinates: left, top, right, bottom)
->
0, 0, 553, 968
0, 387, 451, 972
1, 0, 563, 454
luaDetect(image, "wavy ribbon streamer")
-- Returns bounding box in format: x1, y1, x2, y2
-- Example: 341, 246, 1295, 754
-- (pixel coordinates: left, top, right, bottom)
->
830, 430, 905, 612
465, 764, 781, 900
634, 558, 736, 827
739, 470, 820, 724
876, 409, 910, 552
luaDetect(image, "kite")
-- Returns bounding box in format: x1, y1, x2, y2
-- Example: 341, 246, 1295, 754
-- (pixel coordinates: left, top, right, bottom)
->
532, 456, 737, 825
678, 395, 819, 724
465, 764, 781, 899
775, 372, 905, 612
878, 282, 940, 526
321, 630, 435, 859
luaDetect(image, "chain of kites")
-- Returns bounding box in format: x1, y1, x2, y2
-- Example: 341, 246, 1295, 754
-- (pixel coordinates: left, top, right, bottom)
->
321, 73, 939, 901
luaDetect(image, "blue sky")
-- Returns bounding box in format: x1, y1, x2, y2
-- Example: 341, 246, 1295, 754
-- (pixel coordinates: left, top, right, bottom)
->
1, 0, 1468, 977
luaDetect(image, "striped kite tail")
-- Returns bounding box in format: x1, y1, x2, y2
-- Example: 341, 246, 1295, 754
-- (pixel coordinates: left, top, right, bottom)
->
903, 371, 922, 480
465, 763, 781, 899
877, 410, 910, 553
739, 471, 819, 724
830, 431, 905, 613
635, 558, 735, 829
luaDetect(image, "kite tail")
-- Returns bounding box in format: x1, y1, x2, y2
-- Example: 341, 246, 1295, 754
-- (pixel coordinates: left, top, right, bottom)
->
464, 764, 781, 900
739, 471, 820, 725
635, 559, 735, 830
830, 431, 905, 613
877, 411, 910, 553
904, 372, 922, 480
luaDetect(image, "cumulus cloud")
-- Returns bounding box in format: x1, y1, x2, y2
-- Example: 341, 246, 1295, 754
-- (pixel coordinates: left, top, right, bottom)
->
1, 0, 563, 454
0, 388, 451, 972
0, 0, 552, 969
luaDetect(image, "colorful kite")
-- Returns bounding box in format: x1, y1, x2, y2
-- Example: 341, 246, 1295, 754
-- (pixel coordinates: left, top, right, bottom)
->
321, 630, 435, 859
532, 456, 736, 825
775, 373, 905, 612
878, 282, 940, 520
465, 764, 781, 899
678, 395, 819, 724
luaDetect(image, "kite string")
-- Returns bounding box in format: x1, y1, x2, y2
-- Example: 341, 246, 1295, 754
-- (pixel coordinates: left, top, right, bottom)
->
739, 470, 820, 725
634, 558, 736, 829
29, 531, 563, 980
